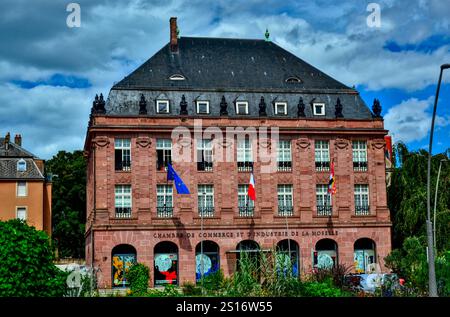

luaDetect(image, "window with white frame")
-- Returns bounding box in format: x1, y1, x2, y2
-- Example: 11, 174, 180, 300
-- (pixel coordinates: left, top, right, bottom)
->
156, 139, 172, 170
277, 140, 292, 171
17, 181, 27, 197
16, 207, 27, 220
115, 185, 132, 218
157, 185, 173, 217
17, 159, 26, 172
354, 184, 370, 215
115, 138, 131, 171
315, 140, 330, 171
236, 101, 249, 114
196, 101, 210, 114
198, 185, 214, 217
238, 184, 254, 216
274, 102, 288, 115
197, 139, 213, 171
316, 184, 332, 216
313, 103, 325, 116
156, 100, 170, 113
237, 138, 253, 171
352, 141, 368, 171
278, 184, 293, 216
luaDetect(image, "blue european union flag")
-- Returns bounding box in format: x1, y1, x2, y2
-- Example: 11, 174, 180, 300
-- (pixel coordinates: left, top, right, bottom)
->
167, 163, 190, 194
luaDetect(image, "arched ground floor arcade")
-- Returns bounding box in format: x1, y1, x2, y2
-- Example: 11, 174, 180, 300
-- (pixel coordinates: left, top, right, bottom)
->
85, 225, 391, 289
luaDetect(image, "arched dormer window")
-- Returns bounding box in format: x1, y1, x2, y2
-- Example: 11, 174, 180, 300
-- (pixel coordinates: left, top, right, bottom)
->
17, 159, 27, 172
285, 76, 302, 83
169, 74, 186, 81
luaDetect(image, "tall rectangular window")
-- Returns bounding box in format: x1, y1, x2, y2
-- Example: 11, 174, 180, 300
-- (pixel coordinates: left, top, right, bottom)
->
156, 139, 172, 170
354, 184, 370, 215
157, 185, 173, 217
237, 138, 253, 171
353, 141, 368, 171
115, 185, 132, 218
197, 139, 213, 171
115, 139, 131, 171
17, 181, 27, 197
316, 184, 332, 216
16, 207, 27, 220
198, 185, 214, 217
315, 140, 330, 171
238, 184, 254, 217
278, 184, 293, 216
277, 140, 292, 171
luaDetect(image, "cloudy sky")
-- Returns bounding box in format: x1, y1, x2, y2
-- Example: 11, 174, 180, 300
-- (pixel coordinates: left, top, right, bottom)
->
0, 0, 449, 159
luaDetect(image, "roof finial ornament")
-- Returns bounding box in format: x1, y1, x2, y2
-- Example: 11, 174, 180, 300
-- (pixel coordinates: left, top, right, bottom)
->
372, 98, 382, 118
220, 95, 228, 116
139, 94, 147, 115
259, 96, 267, 116
180, 95, 188, 115
297, 97, 305, 117
97, 93, 106, 114
335, 98, 343, 118
265, 28, 270, 42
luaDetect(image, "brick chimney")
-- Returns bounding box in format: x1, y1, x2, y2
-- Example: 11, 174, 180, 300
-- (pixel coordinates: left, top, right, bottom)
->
14, 134, 22, 146
170, 17, 178, 53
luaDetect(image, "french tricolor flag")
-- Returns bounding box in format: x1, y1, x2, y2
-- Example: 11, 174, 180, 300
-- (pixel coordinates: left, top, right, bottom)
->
247, 173, 256, 201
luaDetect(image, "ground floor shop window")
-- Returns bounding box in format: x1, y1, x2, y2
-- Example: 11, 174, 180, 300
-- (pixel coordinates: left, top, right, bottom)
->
314, 239, 338, 269
195, 240, 220, 282
276, 239, 299, 277
354, 238, 376, 273
111, 244, 137, 288
154, 241, 178, 286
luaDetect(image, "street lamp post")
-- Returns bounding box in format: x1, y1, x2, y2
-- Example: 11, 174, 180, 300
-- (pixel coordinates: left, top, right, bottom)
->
433, 159, 448, 251
427, 63, 450, 297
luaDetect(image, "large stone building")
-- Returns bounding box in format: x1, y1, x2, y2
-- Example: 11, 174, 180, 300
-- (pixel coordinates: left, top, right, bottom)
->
0, 133, 52, 235
84, 18, 391, 288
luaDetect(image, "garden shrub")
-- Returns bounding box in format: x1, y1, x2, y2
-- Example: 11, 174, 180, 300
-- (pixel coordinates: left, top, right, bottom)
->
127, 263, 150, 295
0, 219, 68, 296
182, 282, 202, 296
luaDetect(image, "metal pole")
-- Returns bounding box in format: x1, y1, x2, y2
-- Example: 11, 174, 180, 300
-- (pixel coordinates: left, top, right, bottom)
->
433, 159, 447, 252
200, 192, 205, 295
426, 64, 449, 297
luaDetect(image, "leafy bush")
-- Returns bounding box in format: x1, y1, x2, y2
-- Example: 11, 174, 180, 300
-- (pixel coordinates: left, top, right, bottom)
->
436, 251, 450, 297
312, 263, 353, 289
146, 284, 181, 297
182, 282, 202, 296
301, 280, 349, 297
0, 219, 68, 296
127, 263, 150, 295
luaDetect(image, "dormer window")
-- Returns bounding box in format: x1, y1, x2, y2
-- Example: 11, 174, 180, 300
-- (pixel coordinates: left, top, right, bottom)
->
196, 101, 210, 114
156, 100, 170, 113
274, 102, 288, 115
236, 101, 249, 114
313, 103, 326, 116
285, 76, 302, 83
17, 159, 26, 172
169, 74, 185, 81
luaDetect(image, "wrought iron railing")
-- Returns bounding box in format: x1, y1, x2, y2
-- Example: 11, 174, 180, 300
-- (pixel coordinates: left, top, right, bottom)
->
317, 205, 332, 216
237, 161, 253, 172
355, 205, 370, 216
353, 161, 368, 172
115, 160, 131, 171
278, 205, 294, 216
115, 207, 132, 218
315, 161, 330, 171
156, 206, 174, 218
198, 206, 215, 218
239, 206, 255, 217
277, 161, 292, 172
197, 161, 213, 171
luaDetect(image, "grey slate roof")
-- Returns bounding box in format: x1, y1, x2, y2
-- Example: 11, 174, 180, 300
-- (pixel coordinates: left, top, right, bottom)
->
113, 37, 350, 92
0, 138, 44, 180
105, 36, 374, 120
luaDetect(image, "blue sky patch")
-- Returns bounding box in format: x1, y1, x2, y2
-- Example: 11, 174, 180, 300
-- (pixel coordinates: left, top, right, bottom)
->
12, 74, 92, 89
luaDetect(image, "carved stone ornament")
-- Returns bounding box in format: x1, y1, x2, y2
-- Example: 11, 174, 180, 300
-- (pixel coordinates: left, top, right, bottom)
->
296, 138, 310, 150
371, 139, 385, 150
354, 174, 369, 183
258, 138, 271, 150
334, 138, 349, 150
136, 137, 151, 148
218, 138, 233, 149
92, 136, 110, 148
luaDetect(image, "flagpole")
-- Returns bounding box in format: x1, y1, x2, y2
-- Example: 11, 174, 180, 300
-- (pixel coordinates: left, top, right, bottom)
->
200, 191, 205, 295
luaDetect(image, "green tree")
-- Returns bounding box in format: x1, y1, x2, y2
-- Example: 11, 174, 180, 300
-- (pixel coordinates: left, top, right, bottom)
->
0, 219, 68, 296
46, 150, 86, 258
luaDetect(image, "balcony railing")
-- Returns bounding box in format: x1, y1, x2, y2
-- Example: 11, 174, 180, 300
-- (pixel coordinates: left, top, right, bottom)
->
115, 207, 132, 218
278, 205, 294, 216
277, 161, 292, 172
197, 161, 213, 171
198, 206, 215, 218
317, 205, 332, 216
237, 161, 253, 172
355, 205, 370, 216
156, 206, 174, 218
115, 160, 131, 171
315, 161, 330, 172
238, 206, 255, 217
156, 159, 171, 171
353, 161, 368, 172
